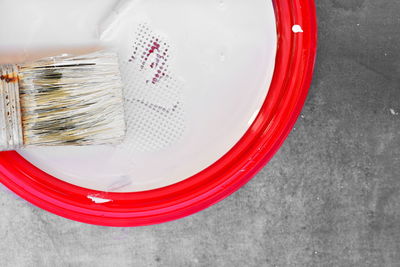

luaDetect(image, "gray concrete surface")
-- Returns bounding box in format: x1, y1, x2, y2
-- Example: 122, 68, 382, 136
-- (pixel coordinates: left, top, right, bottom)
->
1, 1, 400, 266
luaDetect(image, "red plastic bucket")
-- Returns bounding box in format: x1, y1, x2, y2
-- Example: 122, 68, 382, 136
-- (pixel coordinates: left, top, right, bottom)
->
0, 0, 317, 227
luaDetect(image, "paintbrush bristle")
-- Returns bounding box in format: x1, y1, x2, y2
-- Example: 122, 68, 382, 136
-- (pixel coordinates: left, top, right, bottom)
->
17, 51, 125, 146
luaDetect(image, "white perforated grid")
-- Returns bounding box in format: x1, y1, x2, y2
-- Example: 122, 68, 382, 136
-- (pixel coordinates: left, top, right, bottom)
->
119, 24, 185, 152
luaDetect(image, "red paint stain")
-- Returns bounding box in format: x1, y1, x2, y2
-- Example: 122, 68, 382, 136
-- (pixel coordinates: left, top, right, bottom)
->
129, 26, 171, 85
148, 42, 160, 56
0, 73, 18, 83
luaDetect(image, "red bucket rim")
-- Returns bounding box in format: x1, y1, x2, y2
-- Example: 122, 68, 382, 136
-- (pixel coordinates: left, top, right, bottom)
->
0, 0, 317, 227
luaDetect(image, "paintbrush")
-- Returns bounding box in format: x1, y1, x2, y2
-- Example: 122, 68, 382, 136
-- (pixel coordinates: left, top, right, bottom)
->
0, 50, 125, 151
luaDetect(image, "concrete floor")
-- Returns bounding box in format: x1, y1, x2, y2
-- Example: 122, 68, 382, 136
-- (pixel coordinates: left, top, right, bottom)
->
1, 1, 400, 266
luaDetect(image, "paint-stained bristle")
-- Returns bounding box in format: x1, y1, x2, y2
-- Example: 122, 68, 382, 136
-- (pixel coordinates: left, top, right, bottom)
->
19, 51, 126, 146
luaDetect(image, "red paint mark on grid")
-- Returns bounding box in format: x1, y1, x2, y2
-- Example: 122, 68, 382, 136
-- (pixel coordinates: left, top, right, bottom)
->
128, 25, 170, 84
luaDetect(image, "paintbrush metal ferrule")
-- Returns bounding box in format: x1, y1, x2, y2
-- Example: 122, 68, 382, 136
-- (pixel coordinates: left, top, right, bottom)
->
0, 50, 126, 151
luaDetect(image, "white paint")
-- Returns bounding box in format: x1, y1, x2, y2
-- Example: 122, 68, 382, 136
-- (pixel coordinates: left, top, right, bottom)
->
390, 108, 399, 116
248, 110, 261, 126
292, 25, 304, 33
3, 0, 277, 192
99, 0, 142, 39
87, 195, 113, 204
